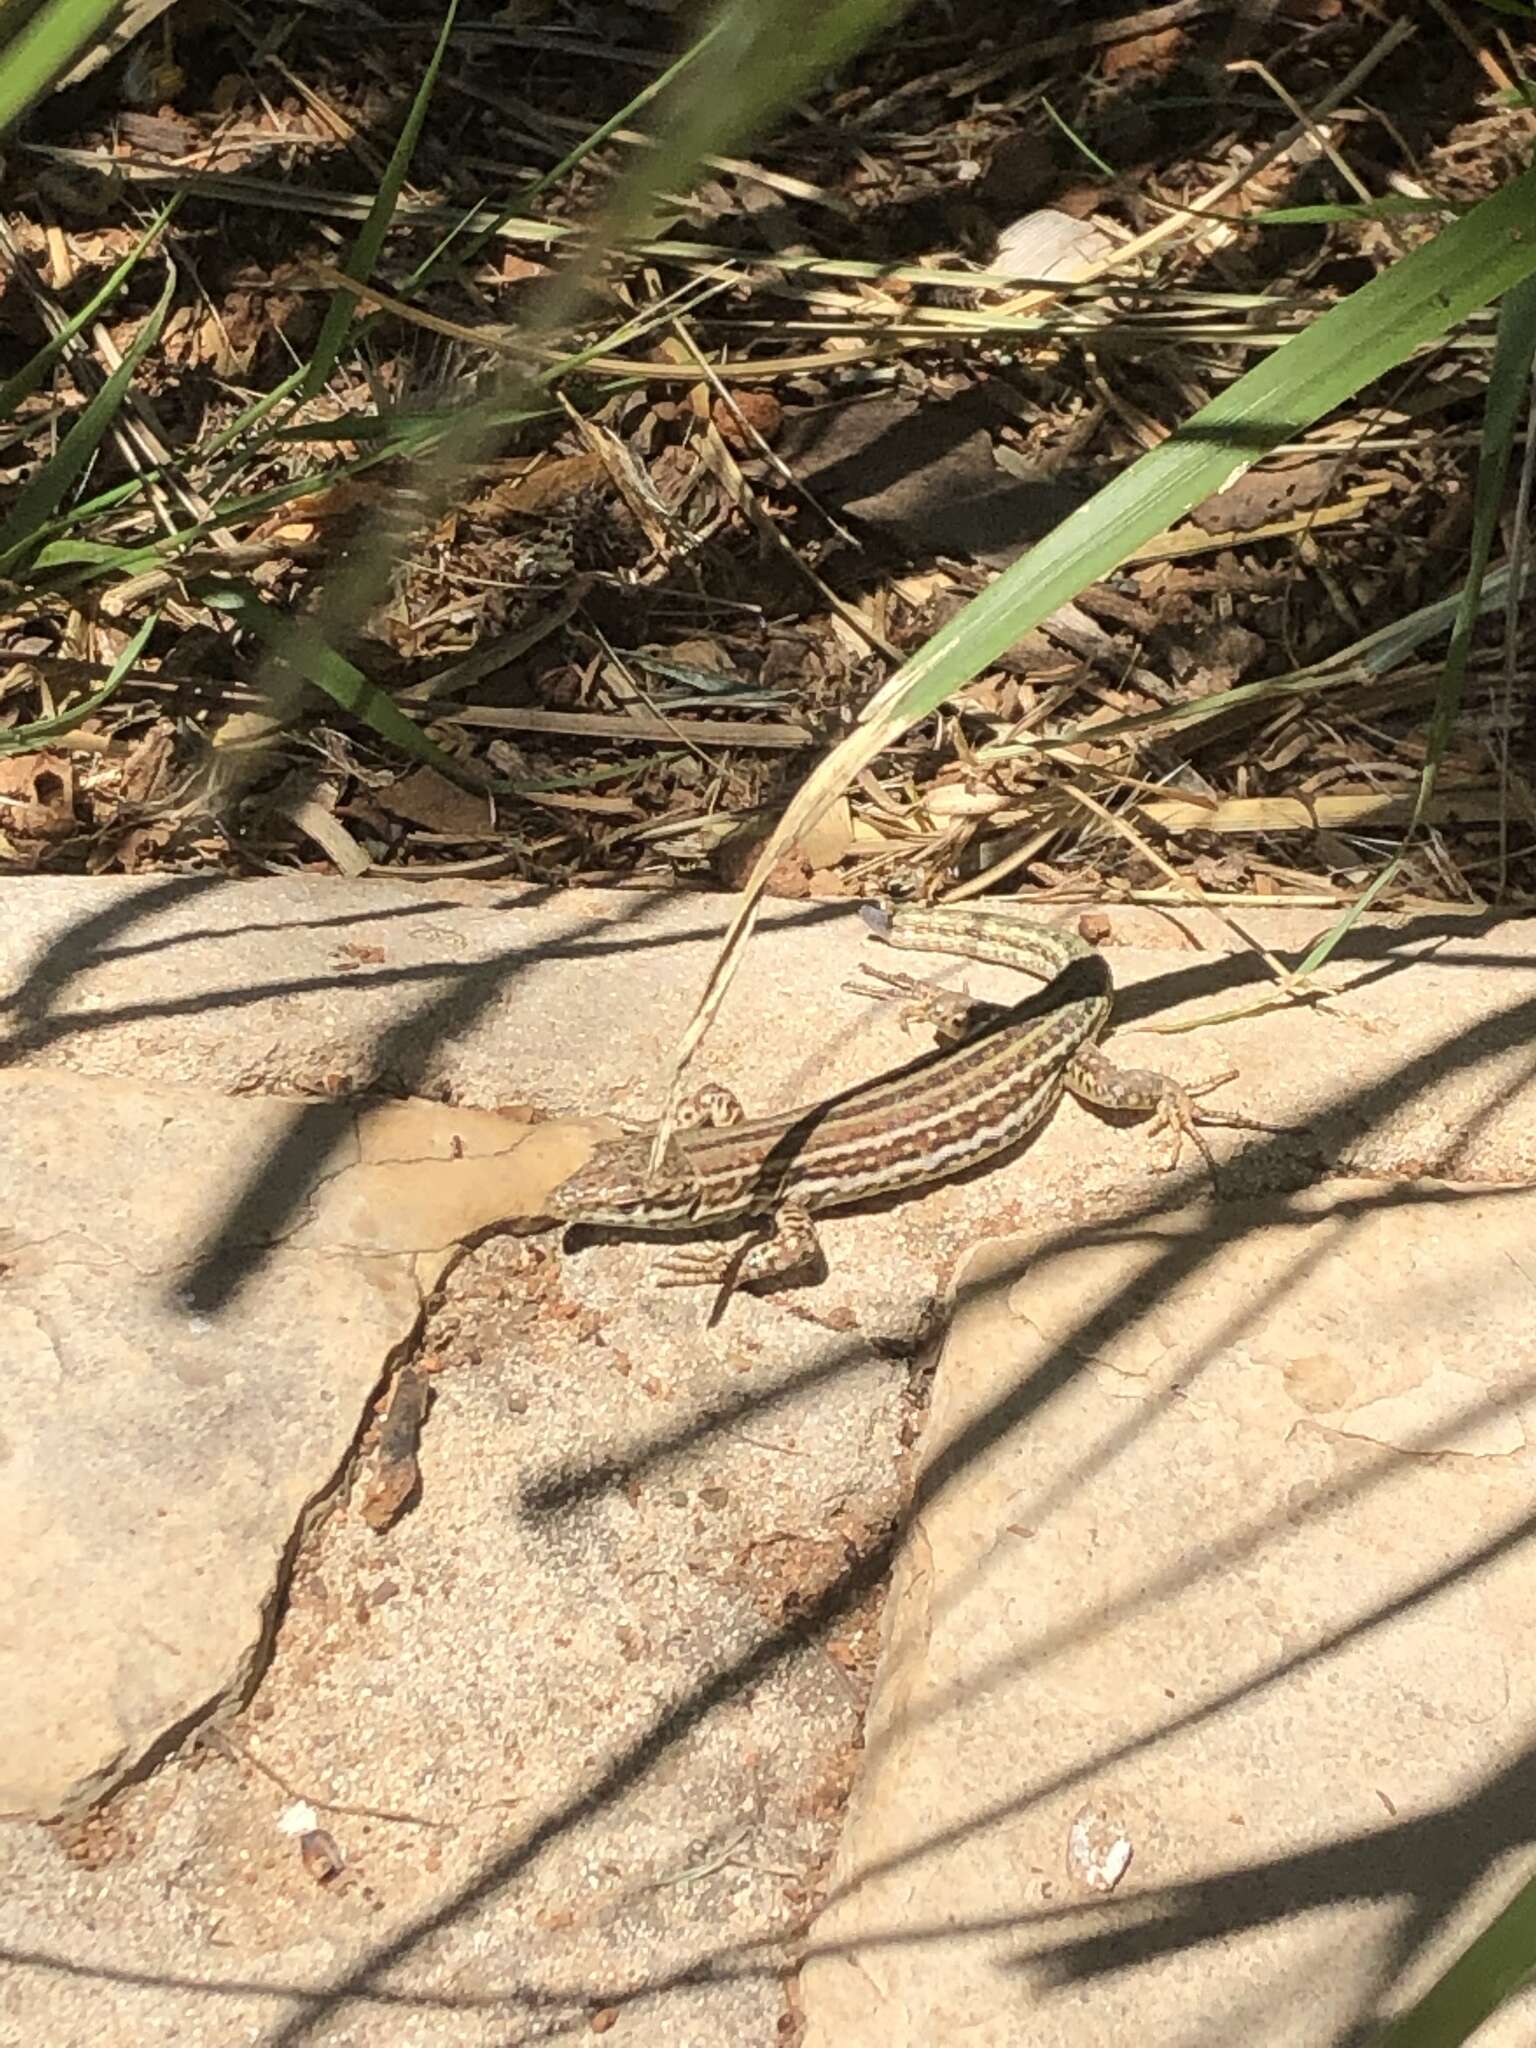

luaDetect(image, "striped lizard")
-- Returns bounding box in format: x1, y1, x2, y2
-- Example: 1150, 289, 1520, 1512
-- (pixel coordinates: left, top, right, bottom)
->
548, 901, 1234, 1298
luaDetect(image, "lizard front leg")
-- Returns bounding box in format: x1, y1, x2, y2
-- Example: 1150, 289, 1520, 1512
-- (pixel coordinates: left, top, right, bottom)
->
844, 964, 1010, 1048
619, 1081, 746, 1137
651, 1202, 823, 1294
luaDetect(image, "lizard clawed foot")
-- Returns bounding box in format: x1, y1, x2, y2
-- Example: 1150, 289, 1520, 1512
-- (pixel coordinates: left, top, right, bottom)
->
618, 1083, 745, 1139
1181, 1066, 1239, 1104
1144, 1070, 1306, 1182
1152, 1067, 1242, 1176
648, 1203, 824, 1303
1068, 1045, 1239, 1181
1146, 1080, 1221, 1178
1148, 1061, 1299, 1181
650, 1243, 736, 1289
844, 964, 997, 1044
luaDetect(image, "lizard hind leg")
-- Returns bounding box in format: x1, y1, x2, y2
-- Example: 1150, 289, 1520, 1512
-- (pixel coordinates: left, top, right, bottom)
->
1065, 1043, 1237, 1177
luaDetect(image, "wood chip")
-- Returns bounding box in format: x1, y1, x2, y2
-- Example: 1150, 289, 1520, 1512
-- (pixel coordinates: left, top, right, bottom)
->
361, 1367, 430, 1533
377, 767, 490, 836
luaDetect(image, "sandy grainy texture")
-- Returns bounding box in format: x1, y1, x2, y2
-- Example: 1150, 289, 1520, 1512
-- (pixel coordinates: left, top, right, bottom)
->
804, 1183, 1536, 2045
1, 877, 1533, 2043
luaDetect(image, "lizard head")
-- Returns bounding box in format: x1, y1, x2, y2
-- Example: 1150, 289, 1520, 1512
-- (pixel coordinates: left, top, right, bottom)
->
546, 1133, 698, 1229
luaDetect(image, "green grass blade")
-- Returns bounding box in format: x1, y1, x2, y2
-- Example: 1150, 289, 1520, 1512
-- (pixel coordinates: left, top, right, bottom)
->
29, 538, 142, 571
1257, 197, 1459, 225
981, 559, 1522, 769
0, 607, 158, 756
1040, 96, 1118, 180
0, 260, 176, 569
1370, 1868, 1536, 2046
300, 0, 460, 399
1281, 275, 1536, 978
1416, 271, 1536, 820
197, 363, 308, 463
0, 0, 120, 135
28, 441, 416, 590
1290, 857, 1408, 978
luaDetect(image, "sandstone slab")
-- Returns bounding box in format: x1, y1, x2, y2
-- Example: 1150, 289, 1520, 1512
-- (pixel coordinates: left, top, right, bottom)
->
803, 1181, 1536, 2045
0, 1069, 573, 1819
3, 876, 1533, 1188
1, 877, 1533, 2044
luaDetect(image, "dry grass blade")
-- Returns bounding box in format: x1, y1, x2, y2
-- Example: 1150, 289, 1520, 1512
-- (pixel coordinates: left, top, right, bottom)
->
437, 705, 811, 751
0, 610, 157, 756
304, 264, 908, 383
1139, 790, 1514, 833
0, 203, 175, 420
662, 158, 1536, 1122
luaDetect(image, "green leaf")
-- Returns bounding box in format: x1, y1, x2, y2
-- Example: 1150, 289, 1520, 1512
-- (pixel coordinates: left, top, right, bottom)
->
823, 159, 1536, 846
1370, 1867, 1536, 2045
28, 538, 145, 571
0, 0, 123, 136
1416, 271, 1536, 819
669, 157, 1536, 1086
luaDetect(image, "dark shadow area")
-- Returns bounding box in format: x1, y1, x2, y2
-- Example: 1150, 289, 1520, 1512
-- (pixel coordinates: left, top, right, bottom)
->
3, 0, 1532, 2033
1, 873, 220, 1044
1005, 1741, 1536, 2048
1, 880, 854, 1064
205, 964, 1530, 2044
7, 870, 1521, 1070
56, 891, 474, 963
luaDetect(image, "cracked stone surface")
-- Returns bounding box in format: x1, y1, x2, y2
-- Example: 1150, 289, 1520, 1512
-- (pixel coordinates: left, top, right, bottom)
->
0, 876, 1533, 2044
0, 1069, 585, 1819
802, 1180, 1536, 2046
3, 875, 1533, 1186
